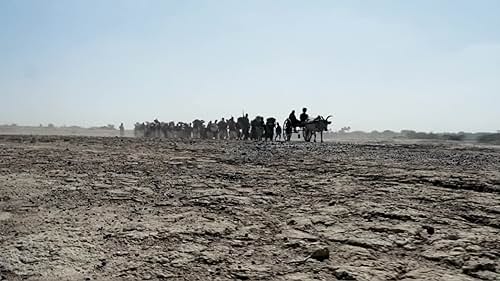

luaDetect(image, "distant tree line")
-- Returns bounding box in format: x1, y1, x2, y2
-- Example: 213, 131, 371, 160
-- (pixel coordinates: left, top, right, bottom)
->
401, 130, 467, 141
400, 130, 500, 143
476, 133, 500, 144
329, 129, 500, 144
1, 123, 498, 144
0, 124, 117, 130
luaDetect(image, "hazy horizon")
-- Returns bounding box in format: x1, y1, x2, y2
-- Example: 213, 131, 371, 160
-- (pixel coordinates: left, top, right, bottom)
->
1, 121, 499, 135
1, 0, 499, 132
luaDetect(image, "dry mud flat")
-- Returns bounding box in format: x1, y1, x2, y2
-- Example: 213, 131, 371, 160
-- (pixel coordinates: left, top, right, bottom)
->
0, 136, 499, 281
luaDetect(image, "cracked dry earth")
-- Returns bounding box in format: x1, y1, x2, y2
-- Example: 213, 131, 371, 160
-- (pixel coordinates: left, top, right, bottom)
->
0, 135, 499, 281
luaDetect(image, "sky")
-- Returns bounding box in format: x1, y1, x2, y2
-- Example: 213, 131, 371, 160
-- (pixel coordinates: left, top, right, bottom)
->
1, 0, 499, 132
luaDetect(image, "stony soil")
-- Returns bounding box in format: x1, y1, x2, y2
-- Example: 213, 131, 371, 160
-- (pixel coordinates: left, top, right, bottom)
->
0, 135, 499, 281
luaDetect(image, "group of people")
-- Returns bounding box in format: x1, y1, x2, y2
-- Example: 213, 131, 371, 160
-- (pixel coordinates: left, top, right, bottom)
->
288, 108, 309, 132
133, 108, 316, 142
134, 114, 283, 141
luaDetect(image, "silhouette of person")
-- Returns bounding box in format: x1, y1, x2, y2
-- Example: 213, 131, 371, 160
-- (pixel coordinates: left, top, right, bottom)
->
119, 123, 125, 137
242, 114, 250, 140
218, 118, 228, 140
289, 110, 299, 127
275, 122, 282, 141
300, 108, 309, 123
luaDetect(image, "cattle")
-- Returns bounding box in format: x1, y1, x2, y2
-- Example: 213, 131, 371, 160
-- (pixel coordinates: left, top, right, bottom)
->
206, 122, 218, 140
303, 115, 332, 143
134, 122, 146, 137
133, 111, 333, 143
192, 119, 205, 139
250, 116, 265, 141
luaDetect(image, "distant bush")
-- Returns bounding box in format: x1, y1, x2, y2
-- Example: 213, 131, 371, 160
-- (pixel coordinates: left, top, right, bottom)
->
402, 131, 439, 140
441, 134, 466, 141
477, 133, 500, 144
401, 130, 467, 141
90, 124, 116, 130
381, 130, 397, 137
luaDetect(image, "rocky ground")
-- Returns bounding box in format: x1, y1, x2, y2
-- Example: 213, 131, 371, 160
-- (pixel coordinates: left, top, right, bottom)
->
0, 135, 499, 281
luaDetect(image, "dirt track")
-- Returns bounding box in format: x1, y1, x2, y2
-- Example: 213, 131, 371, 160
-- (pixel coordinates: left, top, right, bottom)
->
0, 135, 499, 281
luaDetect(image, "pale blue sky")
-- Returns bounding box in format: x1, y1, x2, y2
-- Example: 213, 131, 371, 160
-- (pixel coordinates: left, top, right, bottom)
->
1, 0, 499, 132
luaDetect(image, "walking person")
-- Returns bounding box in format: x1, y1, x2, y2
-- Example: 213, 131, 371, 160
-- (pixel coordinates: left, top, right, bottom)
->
119, 123, 125, 137
275, 122, 282, 141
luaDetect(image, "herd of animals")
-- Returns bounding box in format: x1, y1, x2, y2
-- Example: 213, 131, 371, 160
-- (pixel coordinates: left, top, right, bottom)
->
133, 109, 333, 142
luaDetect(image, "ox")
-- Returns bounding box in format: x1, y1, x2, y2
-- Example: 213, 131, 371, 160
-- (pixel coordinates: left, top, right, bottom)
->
303, 115, 332, 143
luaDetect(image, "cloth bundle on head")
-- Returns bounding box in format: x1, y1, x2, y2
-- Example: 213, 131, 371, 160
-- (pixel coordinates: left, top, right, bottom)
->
266, 117, 276, 125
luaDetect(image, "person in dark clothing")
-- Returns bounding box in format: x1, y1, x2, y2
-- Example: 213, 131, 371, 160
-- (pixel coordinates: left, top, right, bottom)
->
275, 122, 282, 141
242, 114, 250, 140
289, 110, 299, 126
228, 117, 236, 131
228, 117, 238, 139
284, 119, 293, 141
300, 107, 309, 123
217, 118, 228, 140
289, 110, 300, 132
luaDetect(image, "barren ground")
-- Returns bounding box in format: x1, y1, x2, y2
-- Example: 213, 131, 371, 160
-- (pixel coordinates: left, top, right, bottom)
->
0, 135, 499, 281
